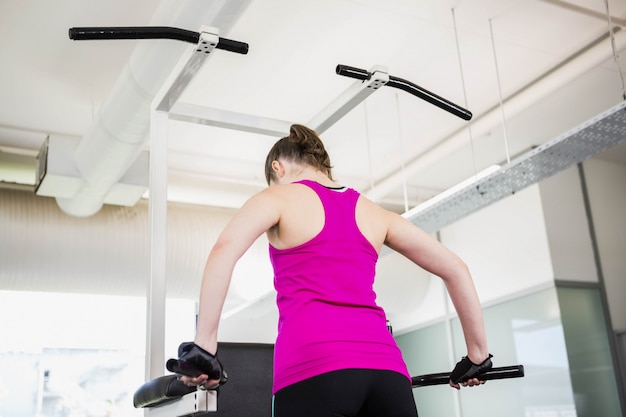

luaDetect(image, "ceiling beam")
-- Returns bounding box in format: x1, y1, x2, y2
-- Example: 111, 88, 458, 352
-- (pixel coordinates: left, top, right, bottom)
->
540, 0, 626, 27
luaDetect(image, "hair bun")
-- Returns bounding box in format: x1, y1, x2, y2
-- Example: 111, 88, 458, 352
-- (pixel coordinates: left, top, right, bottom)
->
264, 124, 334, 184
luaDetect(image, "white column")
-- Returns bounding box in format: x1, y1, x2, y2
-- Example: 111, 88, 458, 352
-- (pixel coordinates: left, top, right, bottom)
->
145, 108, 169, 381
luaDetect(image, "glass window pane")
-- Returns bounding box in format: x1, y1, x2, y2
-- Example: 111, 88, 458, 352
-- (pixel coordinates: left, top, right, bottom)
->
396, 322, 457, 417
397, 288, 584, 417
619, 331, 626, 396
451, 287, 577, 417
0, 291, 198, 417
0, 291, 148, 417
556, 286, 622, 417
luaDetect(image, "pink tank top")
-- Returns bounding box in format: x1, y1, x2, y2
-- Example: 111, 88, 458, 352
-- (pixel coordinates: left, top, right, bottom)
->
269, 180, 410, 393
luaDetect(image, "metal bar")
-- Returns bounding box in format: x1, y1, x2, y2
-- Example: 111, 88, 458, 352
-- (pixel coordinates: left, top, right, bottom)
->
387, 76, 472, 121
335, 64, 370, 81
336, 64, 472, 120
68, 26, 248, 55
146, 109, 169, 382
411, 365, 525, 388
308, 65, 389, 134
170, 102, 292, 137
154, 27, 219, 112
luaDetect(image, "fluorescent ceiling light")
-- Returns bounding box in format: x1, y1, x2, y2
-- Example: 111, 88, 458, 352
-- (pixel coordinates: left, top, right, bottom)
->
404, 101, 626, 233
405, 165, 501, 217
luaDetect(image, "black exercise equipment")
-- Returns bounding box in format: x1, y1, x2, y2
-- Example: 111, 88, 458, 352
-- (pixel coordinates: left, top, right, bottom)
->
336, 64, 473, 121
135, 342, 274, 416
134, 341, 524, 416
412, 364, 525, 387
68, 26, 249, 54
166, 342, 228, 387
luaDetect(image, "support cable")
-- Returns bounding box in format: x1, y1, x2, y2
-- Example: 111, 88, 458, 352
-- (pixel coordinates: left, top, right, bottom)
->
489, 18, 512, 164
363, 103, 377, 202
451, 8, 479, 180
603, 0, 626, 100
395, 93, 410, 213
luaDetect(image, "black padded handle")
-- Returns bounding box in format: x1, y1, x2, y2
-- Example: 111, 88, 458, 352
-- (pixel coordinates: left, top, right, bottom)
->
69, 26, 248, 54
336, 64, 472, 121
411, 365, 524, 388
336, 64, 370, 81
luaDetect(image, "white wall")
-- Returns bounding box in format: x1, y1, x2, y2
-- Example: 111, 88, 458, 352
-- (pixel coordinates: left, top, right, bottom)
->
388, 154, 626, 336
538, 166, 598, 283
0, 188, 273, 312
376, 251, 446, 331
537, 158, 626, 332
439, 185, 555, 305
387, 184, 556, 334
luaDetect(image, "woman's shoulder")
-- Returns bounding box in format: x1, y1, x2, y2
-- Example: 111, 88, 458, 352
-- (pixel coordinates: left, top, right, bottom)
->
253, 183, 308, 201
355, 192, 398, 224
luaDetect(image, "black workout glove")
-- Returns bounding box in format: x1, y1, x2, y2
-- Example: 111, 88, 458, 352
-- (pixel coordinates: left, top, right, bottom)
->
450, 354, 493, 384
166, 342, 228, 388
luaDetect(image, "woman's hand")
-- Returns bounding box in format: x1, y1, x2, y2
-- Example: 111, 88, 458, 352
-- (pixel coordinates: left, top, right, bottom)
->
449, 354, 493, 390
449, 376, 486, 390
179, 373, 222, 390
167, 342, 228, 390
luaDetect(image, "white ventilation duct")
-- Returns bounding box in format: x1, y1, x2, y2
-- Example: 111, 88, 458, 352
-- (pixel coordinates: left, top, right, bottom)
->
55, 0, 250, 217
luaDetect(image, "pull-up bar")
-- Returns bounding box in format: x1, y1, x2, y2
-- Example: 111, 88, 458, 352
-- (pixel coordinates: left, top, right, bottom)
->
336, 64, 472, 121
132, 363, 525, 415
412, 364, 525, 387
68, 26, 249, 55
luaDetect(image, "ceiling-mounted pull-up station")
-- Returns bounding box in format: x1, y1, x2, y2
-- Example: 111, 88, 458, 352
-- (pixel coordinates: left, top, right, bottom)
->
166, 63, 473, 139
335, 64, 473, 121
68, 25, 249, 415
68, 26, 248, 112
166, 64, 395, 138
68, 26, 249, 54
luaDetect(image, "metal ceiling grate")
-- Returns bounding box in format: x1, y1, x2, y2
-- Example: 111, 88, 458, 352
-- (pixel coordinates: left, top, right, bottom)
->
405, 101, 626, 233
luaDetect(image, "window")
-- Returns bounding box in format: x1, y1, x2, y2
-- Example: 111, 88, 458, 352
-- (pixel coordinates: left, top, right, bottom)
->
0, 291, 196, 417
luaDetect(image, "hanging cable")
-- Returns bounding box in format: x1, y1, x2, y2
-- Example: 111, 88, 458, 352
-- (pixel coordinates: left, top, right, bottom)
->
451, 8, 479, 179
489, 18, 512, 164
394, 93, 410, 213
363, 102, 377, 202
603, 0, 626, 101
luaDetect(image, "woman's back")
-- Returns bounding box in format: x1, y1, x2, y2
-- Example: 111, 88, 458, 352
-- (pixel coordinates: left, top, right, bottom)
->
266, 180, 390, 253
267, 179, 410, 393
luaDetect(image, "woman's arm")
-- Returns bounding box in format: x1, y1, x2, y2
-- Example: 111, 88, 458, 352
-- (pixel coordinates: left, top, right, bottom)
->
195, 188, 281, 352
383, 212, 490, 386
179, 188, 281, 387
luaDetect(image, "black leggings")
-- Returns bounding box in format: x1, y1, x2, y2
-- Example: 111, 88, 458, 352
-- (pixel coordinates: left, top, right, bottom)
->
272, 369, 419, 417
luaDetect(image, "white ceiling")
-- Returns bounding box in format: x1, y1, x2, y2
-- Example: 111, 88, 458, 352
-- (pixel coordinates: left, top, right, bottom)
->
1, 0, 625, 214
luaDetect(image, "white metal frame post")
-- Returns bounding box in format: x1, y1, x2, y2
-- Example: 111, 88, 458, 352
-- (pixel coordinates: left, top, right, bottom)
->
145, 25, 219, 384
146, 108, 169, 382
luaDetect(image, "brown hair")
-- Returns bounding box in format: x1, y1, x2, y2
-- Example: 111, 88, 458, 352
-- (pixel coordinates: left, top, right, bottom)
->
264, 124, 334, 185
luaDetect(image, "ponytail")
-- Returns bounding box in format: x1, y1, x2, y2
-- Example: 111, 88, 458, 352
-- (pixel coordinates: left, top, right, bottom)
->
264, 124, 334, 184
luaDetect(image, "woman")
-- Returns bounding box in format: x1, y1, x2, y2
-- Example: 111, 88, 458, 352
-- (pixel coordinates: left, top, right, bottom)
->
173, 124, 492, 416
